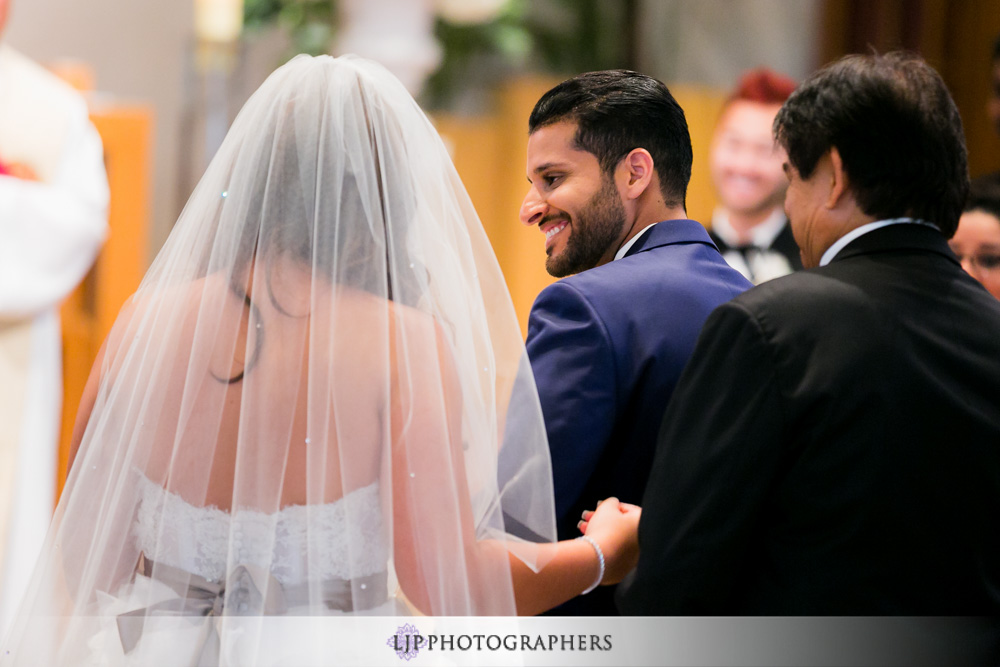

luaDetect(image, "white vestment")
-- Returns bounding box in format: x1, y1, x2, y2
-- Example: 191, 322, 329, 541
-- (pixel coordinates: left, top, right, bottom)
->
0, 44, 109, 641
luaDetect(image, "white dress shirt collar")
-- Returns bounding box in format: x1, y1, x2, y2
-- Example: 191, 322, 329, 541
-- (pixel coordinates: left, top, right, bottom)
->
819, 218, 939, 267
711, 206, 787, 249
614, 222, 657, 261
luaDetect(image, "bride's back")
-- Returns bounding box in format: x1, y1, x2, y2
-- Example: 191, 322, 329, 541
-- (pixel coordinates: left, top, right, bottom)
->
56, 54, 463, 591
115, 55, 431, 514
136, 266, 393, 512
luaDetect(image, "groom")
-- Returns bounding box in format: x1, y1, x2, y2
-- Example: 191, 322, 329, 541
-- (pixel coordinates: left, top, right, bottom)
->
519, 69, 751, 615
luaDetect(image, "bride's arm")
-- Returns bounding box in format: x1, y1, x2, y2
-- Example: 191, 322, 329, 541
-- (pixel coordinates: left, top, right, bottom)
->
501, 498, 639, 616
388, 316, 639, 615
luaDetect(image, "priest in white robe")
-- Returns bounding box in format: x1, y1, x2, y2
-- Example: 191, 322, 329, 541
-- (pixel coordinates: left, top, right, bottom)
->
0, 0, 109, 640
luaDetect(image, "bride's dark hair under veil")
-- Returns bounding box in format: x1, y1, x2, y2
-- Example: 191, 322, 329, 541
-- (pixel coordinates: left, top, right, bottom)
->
1, 54, 556, 664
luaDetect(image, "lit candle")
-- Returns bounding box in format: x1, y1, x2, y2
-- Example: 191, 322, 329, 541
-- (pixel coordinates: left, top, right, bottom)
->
194, 0, 244, 42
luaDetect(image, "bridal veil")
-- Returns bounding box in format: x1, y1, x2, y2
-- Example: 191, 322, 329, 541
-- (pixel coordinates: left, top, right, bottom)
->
1, 54, 556, 665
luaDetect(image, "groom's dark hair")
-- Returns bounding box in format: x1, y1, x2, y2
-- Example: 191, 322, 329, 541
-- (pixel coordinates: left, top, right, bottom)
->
528, 69, 692, 210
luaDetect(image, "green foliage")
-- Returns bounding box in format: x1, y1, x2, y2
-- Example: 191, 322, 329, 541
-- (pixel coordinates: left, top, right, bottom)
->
424, 0, 634, 110
243, 0, 634, 107
244, 0, 337, 57
521, 0, 632, 74
423, 1, 531, 110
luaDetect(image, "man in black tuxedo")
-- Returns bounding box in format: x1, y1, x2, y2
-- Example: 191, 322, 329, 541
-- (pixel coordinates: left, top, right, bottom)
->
617, 52, 1000, 619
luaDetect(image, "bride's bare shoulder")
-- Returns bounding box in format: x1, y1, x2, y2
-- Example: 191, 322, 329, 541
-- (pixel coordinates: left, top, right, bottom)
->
104, 274, 233, 354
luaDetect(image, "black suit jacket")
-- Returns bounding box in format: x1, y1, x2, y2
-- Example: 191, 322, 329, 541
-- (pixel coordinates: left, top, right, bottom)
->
618, 223, 1000, 617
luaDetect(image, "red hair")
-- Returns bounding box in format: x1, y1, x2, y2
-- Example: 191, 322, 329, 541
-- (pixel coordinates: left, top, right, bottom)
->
728, 68, 797, 106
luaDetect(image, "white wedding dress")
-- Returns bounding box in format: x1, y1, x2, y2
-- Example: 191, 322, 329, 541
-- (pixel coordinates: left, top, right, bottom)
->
132, 473, 388, 590
82, 472, 399, 667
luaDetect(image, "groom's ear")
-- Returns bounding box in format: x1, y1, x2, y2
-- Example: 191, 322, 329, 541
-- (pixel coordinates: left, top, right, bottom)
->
618, 149, 654, 201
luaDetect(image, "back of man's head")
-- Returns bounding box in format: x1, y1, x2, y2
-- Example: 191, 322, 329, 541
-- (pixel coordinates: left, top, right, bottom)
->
528, 69, 692, 210
774, 52, 969, 238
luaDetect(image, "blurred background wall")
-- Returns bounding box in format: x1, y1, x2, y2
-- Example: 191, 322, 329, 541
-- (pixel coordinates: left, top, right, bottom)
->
5, 0, 1000, 487
638, 0, 821, 85
8, 0, 999, 272
5, 0, 190, 253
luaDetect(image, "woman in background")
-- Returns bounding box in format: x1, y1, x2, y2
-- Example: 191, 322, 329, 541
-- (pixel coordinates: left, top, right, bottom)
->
952, 179, 1000, 299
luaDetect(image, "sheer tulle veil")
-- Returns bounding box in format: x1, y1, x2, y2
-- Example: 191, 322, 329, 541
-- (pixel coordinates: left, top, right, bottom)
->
1, 54, 556, 664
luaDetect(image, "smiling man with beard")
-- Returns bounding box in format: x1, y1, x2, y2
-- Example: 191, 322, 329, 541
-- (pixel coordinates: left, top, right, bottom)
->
518, 69, 751, 615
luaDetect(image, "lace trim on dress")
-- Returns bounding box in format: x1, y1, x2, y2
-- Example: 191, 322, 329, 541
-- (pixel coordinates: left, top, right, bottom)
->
132, 472, 388, 586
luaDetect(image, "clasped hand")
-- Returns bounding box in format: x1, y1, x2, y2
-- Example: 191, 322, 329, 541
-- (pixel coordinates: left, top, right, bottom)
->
578, 498, 641, 586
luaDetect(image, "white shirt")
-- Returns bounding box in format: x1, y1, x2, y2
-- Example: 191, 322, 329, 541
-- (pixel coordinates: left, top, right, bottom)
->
711, 207, 794, 284
710, 206, 787, 249
614, 222, 657, 261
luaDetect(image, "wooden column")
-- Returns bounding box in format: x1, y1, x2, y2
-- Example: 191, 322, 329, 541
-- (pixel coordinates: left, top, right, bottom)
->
820, 0, 1000, 178
58, 102, 153, 498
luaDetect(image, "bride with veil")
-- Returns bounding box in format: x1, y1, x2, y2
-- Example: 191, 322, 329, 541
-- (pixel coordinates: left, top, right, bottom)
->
0, 55, 638, 665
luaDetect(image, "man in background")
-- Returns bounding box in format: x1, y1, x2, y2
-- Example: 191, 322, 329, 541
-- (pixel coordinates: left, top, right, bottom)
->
519, 69, 750, 615
708, 68, 801, 283
0, 0, 108, 638
620, 52, 1000, 632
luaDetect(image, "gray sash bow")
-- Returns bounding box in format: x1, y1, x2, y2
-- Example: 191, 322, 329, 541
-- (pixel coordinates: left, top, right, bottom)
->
117, 553, 387, 664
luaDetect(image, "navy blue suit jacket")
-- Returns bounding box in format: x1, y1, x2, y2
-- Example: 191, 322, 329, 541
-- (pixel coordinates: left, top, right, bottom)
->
526, 219, 752, 614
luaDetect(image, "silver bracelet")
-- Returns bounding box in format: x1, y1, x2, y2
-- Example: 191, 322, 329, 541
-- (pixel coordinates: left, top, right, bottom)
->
577, 535, 605, 595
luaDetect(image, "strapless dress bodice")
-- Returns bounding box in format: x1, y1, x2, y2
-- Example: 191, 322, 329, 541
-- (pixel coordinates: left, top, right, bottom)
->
133, 473, 388, 587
